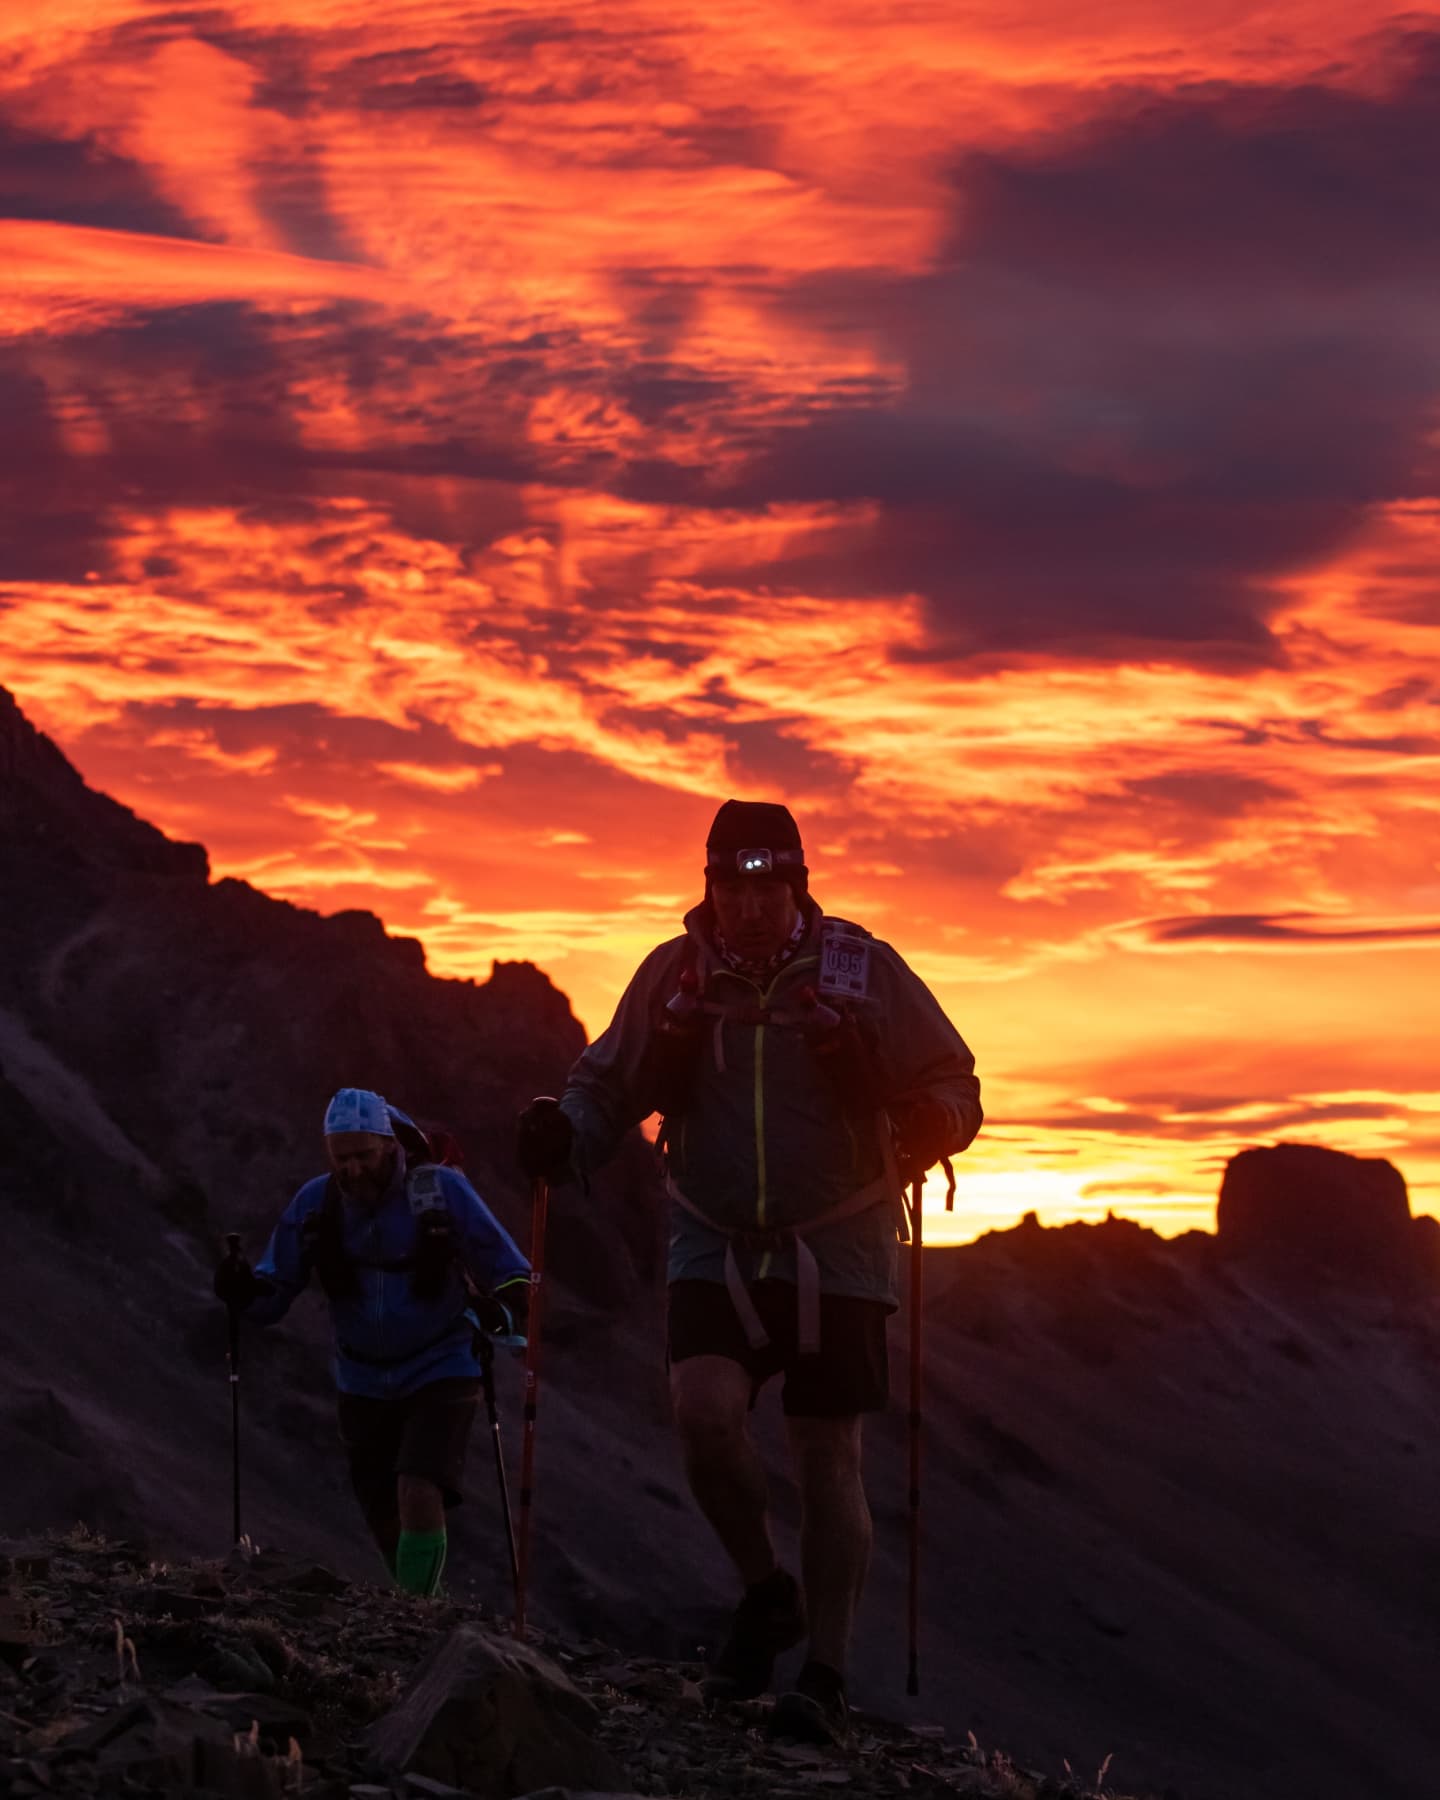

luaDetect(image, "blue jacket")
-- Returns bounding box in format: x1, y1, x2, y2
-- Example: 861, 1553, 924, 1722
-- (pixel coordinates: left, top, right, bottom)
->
247, 1161, 530, 1398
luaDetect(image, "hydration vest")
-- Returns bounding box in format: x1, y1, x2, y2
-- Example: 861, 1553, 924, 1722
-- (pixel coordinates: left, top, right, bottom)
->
647, 917, 883, 1122
303, 1154, 465, 1304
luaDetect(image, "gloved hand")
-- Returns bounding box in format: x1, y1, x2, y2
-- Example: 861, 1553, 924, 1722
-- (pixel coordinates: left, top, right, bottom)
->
892, 1095, 955, 1181
517, 1096, 573, 1180
474, 1282, 530, 1341
213, 1255, 260, 1310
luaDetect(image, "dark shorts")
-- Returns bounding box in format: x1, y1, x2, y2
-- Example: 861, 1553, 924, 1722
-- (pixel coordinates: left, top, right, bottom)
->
667, 1278, 889, 1417
336, 1376, 480, 1514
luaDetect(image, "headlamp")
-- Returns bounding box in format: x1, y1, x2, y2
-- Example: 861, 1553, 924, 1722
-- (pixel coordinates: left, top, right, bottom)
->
736, 847, 774, 875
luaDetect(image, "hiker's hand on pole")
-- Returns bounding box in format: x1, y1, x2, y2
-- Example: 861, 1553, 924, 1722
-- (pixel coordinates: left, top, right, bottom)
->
893, 1095, 953, 1185
474, 1289, 528, 1352
516, 1096, 573, 1181
213, 1245, 259, 1310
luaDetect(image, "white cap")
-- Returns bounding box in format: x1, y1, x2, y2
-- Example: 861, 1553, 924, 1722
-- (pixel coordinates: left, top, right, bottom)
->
323, 1088, 395, 1137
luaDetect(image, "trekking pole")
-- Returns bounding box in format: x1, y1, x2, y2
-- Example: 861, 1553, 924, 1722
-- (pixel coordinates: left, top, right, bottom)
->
906, 1179, 924, 1696
477, 1333, 520, 1609
513, 1174, 551, 1639
223, 1232, 244, 1545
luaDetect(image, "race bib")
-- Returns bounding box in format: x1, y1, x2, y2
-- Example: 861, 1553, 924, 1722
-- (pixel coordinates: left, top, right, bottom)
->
819, 928, 872, 1000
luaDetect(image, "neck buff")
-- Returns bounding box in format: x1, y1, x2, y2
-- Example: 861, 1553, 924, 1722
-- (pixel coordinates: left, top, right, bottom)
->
715, 904, 808, 982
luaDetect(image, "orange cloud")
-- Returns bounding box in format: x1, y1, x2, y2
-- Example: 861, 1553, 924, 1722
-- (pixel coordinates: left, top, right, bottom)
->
0, 222, 395, 337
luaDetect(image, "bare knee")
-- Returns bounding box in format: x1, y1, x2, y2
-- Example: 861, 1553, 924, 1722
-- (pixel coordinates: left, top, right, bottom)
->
787, 1415, 865, 1489
671, 1356, 752, 1458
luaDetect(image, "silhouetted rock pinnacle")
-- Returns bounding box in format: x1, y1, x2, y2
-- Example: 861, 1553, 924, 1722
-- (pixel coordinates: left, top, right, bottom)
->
1217, 1141, 1425, 1283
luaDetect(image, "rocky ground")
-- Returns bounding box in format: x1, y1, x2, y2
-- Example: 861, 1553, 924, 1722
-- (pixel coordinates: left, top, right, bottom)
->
0, 1530, 1147, 1800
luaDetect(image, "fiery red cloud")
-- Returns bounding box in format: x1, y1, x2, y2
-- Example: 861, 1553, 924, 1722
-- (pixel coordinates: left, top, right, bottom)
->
3, 3, 1439, 1237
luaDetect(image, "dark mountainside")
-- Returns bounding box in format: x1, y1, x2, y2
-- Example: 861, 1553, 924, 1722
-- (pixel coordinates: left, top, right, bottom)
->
3, 683, 1440, 1800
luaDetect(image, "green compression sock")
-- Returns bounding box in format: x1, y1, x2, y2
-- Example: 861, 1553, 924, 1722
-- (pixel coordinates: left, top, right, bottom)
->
394, 1529, 447, 1597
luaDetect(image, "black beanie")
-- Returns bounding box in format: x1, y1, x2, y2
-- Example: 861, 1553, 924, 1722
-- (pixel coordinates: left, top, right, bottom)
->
704, 799, 808, 894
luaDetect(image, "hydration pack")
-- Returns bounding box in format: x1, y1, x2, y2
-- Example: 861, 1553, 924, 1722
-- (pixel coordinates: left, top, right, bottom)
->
647, 921, 883, 1124
303, 1116, 466, 1302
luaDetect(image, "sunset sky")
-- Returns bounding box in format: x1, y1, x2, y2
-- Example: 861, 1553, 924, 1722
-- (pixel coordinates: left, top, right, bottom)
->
3, 2, 1438, 1239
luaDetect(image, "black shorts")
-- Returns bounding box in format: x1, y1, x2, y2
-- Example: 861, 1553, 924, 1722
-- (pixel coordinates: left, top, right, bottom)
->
667, 1279, 889, 1417
336, 1376, 480, 1513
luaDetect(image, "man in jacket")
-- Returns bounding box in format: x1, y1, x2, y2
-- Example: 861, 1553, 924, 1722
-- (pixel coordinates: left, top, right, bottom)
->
518, 800, 981, 1739
215, 1087, 531, 1596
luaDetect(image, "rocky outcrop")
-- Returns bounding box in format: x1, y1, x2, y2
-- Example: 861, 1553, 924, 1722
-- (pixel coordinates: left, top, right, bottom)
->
370, 1624, 625, 1796
0, 683, 602, 1259
0, 685, 208, 883
937, 1210, 1214, 1368
1216, 1142, 1422, 1282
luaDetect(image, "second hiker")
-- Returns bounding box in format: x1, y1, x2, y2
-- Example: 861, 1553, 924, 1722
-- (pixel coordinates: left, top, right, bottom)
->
518, 800, 982, 1738
215, 1087, 531, 1597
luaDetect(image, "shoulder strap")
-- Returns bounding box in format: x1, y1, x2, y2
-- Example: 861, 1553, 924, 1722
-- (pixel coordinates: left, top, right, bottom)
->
406, 1162, 448, 1216
302, 1176, 359, 1296
406, 1162, 475, 1301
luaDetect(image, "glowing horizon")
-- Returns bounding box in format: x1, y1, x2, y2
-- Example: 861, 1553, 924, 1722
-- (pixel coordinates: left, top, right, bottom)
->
3, 3, 1437, 1240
